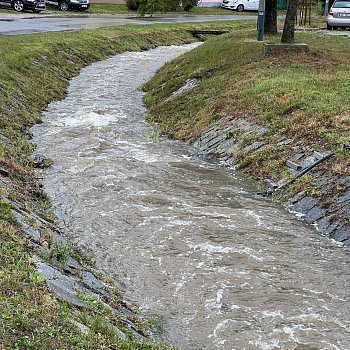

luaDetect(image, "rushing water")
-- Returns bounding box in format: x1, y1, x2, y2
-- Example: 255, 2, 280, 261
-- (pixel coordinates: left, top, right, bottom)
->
32, 45, 350, 350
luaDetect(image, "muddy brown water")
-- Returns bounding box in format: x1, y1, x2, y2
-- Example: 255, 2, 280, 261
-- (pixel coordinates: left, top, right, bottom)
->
32, 44, 350, 350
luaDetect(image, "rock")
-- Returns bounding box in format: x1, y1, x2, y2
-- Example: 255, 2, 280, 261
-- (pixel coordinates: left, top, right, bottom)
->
316, 216, 331, 234
288, 192, 306, 205
338, 192, 350, 204
190, 154, 218, 164
244, 141, 265, 153
292, 196, 319, 214
286, 160, 301, 171
305, 207, 326, 223
289, 153, 305, 162
37, 259, 87, 308
337, 176, 350, 187
333, 226, 350, 242
167, 78, 199, 100
276, 139, 293, 147
343, 239, 350, 247
71, 320, 90, 335
81, 271, 107, 296
313, 151, 324, 160
64, 257, 83, 275
31, 153, 54, 168
265, 179, 278, 190
300, 156, 317, 169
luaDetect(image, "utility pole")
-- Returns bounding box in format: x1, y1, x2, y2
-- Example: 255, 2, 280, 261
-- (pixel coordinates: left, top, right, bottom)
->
324, 0, 329, 16
257, 0, 266, 41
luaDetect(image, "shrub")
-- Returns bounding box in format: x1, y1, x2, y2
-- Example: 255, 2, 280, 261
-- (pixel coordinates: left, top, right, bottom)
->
182, 0, 198, 11
126, 0, 140, 11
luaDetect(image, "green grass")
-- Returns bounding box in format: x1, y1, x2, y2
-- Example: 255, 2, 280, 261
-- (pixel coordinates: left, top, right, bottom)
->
143, 26, 350, 183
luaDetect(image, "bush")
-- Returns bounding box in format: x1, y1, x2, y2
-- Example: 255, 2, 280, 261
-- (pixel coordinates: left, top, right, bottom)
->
182, 0, 198, 11
126, 0, 140, 11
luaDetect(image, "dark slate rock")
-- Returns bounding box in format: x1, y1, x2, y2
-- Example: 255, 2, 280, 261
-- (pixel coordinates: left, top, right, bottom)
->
265, 179, 278, 190
289, 153, 305, 162
106, 322, 127, 340
288, 192, 306, 205
305, 207, 326, 223
338, 192, 350, 204
343, 239, 350, 247
13, 212, 41, 243
276, 139, 293, 147
37, 259, 86, 308
300, 156, 317, 169
292, 196, 319, 214
224, 156, 236, 165
30, 153, 54, 168
333, 226, 350, 242
190, 154, 218, 164
47, 281, 86, 308
337, 176, 350, 187
286, 160, 301, 171
313, 151, 324, 160
81, 271, 106, 296
71, 320, 90, 335
64, 257, 83, 275
244, 141, 265, 153
316, 216, 330, 234
344, 206, 350, 220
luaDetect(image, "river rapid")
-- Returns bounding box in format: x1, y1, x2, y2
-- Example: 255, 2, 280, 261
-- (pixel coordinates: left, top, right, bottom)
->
32, 44, 350, 350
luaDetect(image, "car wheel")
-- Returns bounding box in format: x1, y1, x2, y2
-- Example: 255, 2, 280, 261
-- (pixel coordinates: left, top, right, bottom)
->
59, 1, 69, 10
236, 4, 244, 12
13, 0, 24, 11
327, 23, 332, 30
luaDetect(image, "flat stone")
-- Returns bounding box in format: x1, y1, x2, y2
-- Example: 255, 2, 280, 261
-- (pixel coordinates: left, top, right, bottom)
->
289, 153, 305, 162
333, 226, 350, 242
64, 257, 84, 275
343, 239, 350, 247
316, 216, 330, 234
190, 153, 218, 164
292, 196, 319, 214
47, 281, 86, 308
289, 192, 306, 205
313, 151, 324, 160
338, 192, 350, 204
265, 179, 278, 190
286, 160, 301, 171
263, 43, 309, 56
305, 207, 326, 223
344, 206, 350, 219
81, 271, 106, 296
244, 141, 265, 153
71, 320, 90, 335
300, 156, 317, 169
37, 259, 86, 308
337, 176, 350, 187
276, 139, 293, 147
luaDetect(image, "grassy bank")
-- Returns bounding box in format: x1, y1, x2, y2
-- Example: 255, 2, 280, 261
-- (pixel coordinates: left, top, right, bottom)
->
143, 28, 350, 223
0, 22, 246, 349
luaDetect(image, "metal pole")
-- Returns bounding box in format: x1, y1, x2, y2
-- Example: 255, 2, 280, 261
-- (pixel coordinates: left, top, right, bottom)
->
324, 0, 329, 16
257, 0, 266, 41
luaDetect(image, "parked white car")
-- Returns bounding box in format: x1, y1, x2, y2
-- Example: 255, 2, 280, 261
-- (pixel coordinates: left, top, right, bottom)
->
221, 0, 259, 11
327, 0, 350, 30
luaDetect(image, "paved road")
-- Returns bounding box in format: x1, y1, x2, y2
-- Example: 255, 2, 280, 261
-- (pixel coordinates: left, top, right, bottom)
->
0, 13, 256, 35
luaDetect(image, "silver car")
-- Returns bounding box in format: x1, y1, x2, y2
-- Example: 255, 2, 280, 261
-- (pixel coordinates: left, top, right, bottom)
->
327, 0, 350, 30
